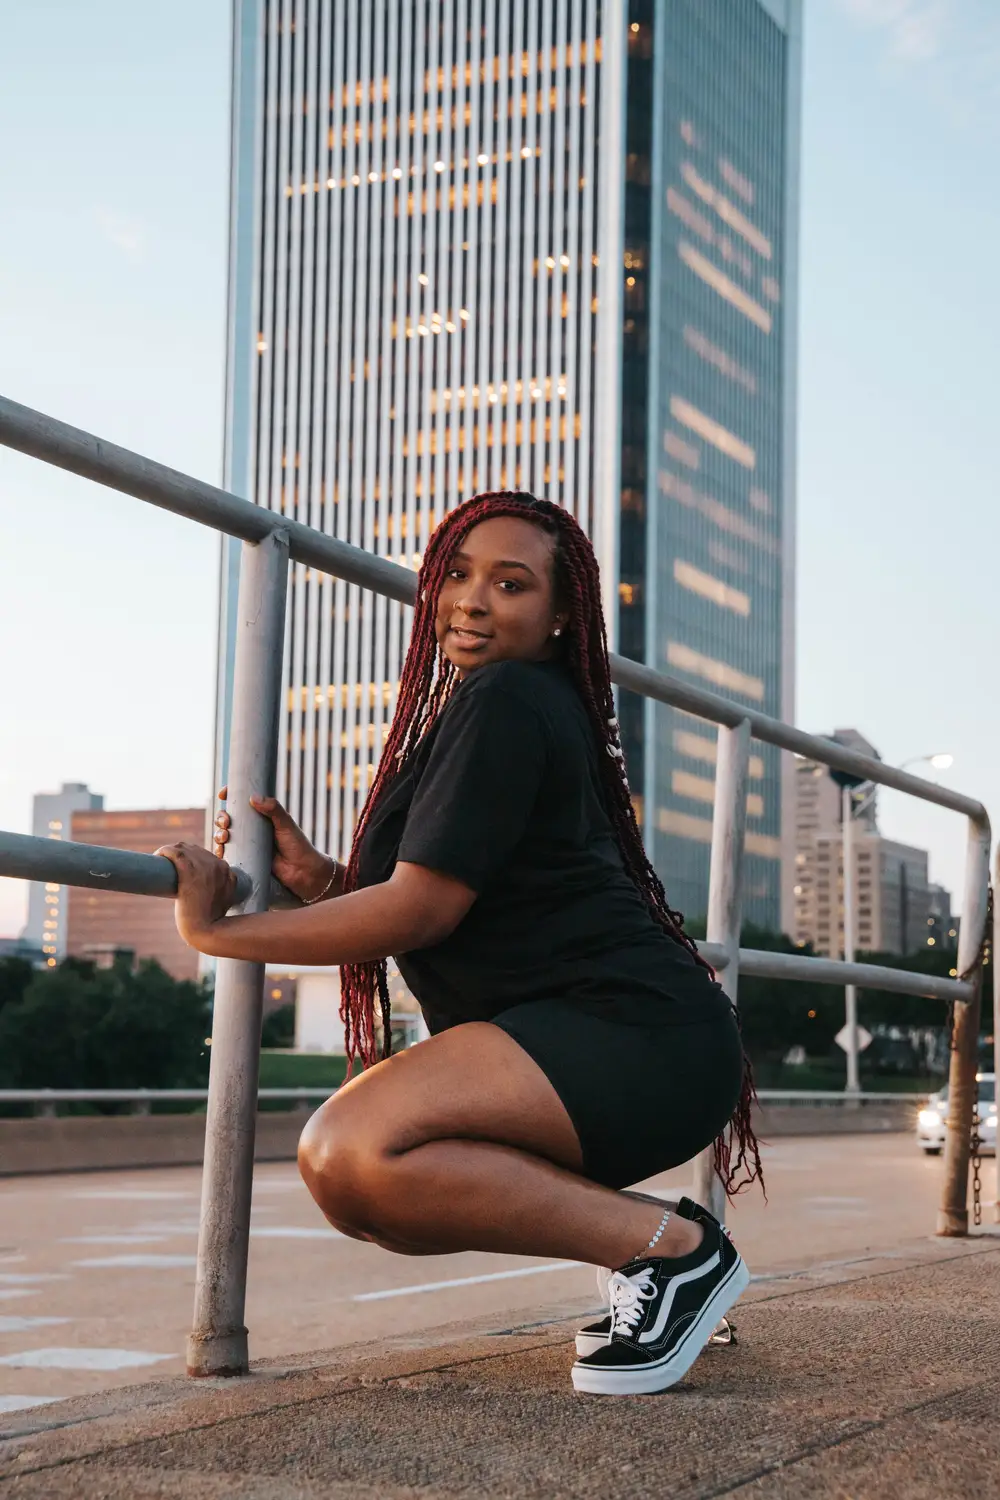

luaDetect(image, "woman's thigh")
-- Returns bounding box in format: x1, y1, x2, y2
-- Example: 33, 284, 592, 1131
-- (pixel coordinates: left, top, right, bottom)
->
301, 1020, 584, 1172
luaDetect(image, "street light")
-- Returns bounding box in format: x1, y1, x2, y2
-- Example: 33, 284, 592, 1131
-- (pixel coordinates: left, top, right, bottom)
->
831, 752, 954, 1095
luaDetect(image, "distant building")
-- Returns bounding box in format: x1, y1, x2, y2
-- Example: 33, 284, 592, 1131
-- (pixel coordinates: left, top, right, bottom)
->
23, 782, 104, 967
217, 0, 802, 936
66, 808, 206, 982
0, 937, 46, 967
790, 730, 932, 956
927, 883, 957, 951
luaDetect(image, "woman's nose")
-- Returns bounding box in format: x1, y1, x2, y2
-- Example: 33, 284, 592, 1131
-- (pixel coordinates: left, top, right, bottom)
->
455, 581, 489, 616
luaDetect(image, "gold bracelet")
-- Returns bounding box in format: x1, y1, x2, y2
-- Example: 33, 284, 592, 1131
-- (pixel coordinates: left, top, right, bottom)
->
303, 860, 339, 905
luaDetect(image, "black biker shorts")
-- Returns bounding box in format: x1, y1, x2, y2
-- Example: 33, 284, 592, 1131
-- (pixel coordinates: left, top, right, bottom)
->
490, 997, 744, 1190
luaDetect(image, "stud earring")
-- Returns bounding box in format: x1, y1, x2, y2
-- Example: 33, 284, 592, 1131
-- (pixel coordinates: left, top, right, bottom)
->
552, 626, 563, 637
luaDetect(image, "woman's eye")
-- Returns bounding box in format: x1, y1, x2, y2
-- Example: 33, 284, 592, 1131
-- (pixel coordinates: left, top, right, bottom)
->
498, 579, 522, 593
446, 568, 465, 580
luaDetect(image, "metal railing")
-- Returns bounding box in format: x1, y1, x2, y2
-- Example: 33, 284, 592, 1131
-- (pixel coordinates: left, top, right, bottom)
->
0, 1086, 935, 1110
1, 393, 995, 1380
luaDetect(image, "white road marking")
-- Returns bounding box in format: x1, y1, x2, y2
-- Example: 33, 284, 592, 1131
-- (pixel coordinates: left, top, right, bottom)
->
0, 1275, 70, 1285
353, 1261, 584, 1302
0, 1316, 70, 1333
251, 1227, 343, 1240
59, 1235, 168, 1246
0, 1256, 26, 1265
0, 1291, 33, 1303
0, 1394, 63, 1414
72, 1255, 196, 1270
0, 1347, 174, 1371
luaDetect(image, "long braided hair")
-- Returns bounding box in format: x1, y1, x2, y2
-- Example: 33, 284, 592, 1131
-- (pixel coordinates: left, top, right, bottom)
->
339, 491, 763, 1197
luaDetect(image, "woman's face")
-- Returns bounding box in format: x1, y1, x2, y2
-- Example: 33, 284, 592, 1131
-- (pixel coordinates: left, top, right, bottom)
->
434, 515, 568, 677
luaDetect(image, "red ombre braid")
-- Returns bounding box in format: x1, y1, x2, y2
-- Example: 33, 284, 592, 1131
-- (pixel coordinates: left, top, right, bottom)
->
338, 491, 763, 1197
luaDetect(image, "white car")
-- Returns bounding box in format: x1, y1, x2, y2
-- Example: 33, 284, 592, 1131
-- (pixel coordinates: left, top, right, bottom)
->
917, 1073, 996, 1156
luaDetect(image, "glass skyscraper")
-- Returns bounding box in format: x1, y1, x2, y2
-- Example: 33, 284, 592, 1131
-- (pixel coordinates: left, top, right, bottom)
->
217, 0, 800, 931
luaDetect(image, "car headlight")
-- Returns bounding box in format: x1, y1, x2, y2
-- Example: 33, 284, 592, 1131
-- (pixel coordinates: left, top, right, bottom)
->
918, 1109, 942, 1128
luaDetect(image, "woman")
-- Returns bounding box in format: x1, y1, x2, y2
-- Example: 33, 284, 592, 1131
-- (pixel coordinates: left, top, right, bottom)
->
159, 491, 761, 1397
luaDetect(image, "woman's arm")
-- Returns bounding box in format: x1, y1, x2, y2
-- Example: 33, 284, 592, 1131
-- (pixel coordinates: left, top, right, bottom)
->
156, 843, 476, 965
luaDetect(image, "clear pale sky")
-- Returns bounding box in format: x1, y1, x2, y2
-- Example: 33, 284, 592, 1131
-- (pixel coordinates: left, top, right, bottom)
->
1, 0, 998, 937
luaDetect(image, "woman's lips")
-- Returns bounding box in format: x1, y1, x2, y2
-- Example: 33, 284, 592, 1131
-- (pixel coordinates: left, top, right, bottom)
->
448, 627, 491, 646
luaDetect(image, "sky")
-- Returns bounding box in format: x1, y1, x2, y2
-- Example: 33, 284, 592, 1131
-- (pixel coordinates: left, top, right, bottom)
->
1, 0, 999, 937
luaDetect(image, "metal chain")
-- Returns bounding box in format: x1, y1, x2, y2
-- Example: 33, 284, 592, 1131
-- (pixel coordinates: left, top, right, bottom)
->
958, 881, 993, 986
945, 882, 991, 1228
971, 1109, 983, 1229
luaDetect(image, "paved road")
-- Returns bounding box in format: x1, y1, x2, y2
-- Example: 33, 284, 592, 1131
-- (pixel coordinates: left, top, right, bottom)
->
0, 1132, 961, 1415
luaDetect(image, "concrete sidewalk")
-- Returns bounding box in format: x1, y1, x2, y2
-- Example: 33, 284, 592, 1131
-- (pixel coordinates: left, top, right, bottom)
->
2, 1233, 998, 1499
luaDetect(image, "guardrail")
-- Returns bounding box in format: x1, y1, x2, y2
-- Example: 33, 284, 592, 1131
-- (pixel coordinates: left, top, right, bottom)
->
0, 391, 994, 1381
0, 1087, 934, 1108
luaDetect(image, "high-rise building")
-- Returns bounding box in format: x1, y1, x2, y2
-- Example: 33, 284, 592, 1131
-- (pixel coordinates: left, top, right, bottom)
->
790, 733, 934, 958
66, 808, 206, 982
22, 782, 104, 966
216, 1, 801, 930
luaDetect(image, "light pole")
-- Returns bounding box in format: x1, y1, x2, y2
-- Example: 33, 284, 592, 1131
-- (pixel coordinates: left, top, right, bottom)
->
833, 752, 953, 1095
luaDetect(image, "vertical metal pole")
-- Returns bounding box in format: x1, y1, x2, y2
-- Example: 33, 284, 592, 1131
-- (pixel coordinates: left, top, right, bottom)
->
936, 816, 989, 1236
842, 785, 860, 1094
186, 531, 289, 1375
693, 719, 751, 1225
994, 844, 1000, 1225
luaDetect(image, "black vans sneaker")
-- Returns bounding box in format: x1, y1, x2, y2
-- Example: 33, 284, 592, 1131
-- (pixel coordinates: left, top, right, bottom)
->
574, 1196, 723, 1358
571, 1220, 749, 1395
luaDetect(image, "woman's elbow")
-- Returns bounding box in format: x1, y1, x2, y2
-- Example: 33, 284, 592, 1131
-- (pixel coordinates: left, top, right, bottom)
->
390, 864, 476, 948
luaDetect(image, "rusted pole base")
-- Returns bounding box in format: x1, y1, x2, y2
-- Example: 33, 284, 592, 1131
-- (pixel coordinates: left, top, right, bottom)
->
185, 1328, 249, 1378
935, 1207, 968, 1237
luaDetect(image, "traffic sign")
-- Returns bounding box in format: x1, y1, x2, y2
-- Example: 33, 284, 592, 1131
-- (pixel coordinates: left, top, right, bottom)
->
834, 1024, 872, 1053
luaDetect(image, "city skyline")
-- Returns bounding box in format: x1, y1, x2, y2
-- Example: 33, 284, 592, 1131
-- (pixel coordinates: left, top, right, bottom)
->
2, 0, 999, 936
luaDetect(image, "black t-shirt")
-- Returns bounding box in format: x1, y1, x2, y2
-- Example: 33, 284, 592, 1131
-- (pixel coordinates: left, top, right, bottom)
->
355, 657, 730, 1034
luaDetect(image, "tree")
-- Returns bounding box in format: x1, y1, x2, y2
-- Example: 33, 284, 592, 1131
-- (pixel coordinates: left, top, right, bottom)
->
0, 957, 213, 1091
0, 957, 35, 1017
261, 1003, 296, 1049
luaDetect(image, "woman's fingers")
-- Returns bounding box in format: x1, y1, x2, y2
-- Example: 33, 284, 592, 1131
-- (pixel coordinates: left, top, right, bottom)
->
218, 785, 228, 801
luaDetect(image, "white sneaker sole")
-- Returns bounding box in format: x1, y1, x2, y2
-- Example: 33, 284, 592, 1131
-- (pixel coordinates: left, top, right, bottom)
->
574, 1317, 733, 1358
571, 1255, 750, 1395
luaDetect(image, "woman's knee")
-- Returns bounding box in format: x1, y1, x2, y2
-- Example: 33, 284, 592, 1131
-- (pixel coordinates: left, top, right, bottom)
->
297, 1101, 391, 1229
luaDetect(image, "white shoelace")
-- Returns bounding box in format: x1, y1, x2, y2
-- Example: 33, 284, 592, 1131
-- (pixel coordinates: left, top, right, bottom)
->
606, 1266, 657, 1339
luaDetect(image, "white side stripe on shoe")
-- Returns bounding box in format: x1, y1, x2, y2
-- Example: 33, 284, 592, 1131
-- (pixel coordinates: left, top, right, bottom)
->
638, 1250, 721, 1346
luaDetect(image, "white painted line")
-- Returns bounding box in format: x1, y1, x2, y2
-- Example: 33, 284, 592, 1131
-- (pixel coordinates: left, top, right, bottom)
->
0, 1347, 175, 1371
0, 1394, 63, 1414
0, 1316, 71, 1333
72, 1255, 196, 1270
0, 1255, 26, 1265
251, 1226, 343, 1240
0, 1275, 70, 1285
60, 1235, 168, 1246
0, 1291, 33, 1303
353, 1261, 584, 1302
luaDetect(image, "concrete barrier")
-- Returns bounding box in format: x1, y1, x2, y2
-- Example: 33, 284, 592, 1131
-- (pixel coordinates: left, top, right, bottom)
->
0, 1095, 923, 1177
0, 1110, 311, 1178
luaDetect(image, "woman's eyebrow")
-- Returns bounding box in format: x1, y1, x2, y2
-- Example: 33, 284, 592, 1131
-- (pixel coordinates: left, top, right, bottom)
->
451, 550, 536, 576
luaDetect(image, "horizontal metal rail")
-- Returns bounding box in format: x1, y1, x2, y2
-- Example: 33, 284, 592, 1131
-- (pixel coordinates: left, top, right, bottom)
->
0, 1087, 933, 1105
0, 1088, 335, 1104
0, 830, 300, 909
0, 394, 986, 824
699, 942, 973, 1003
